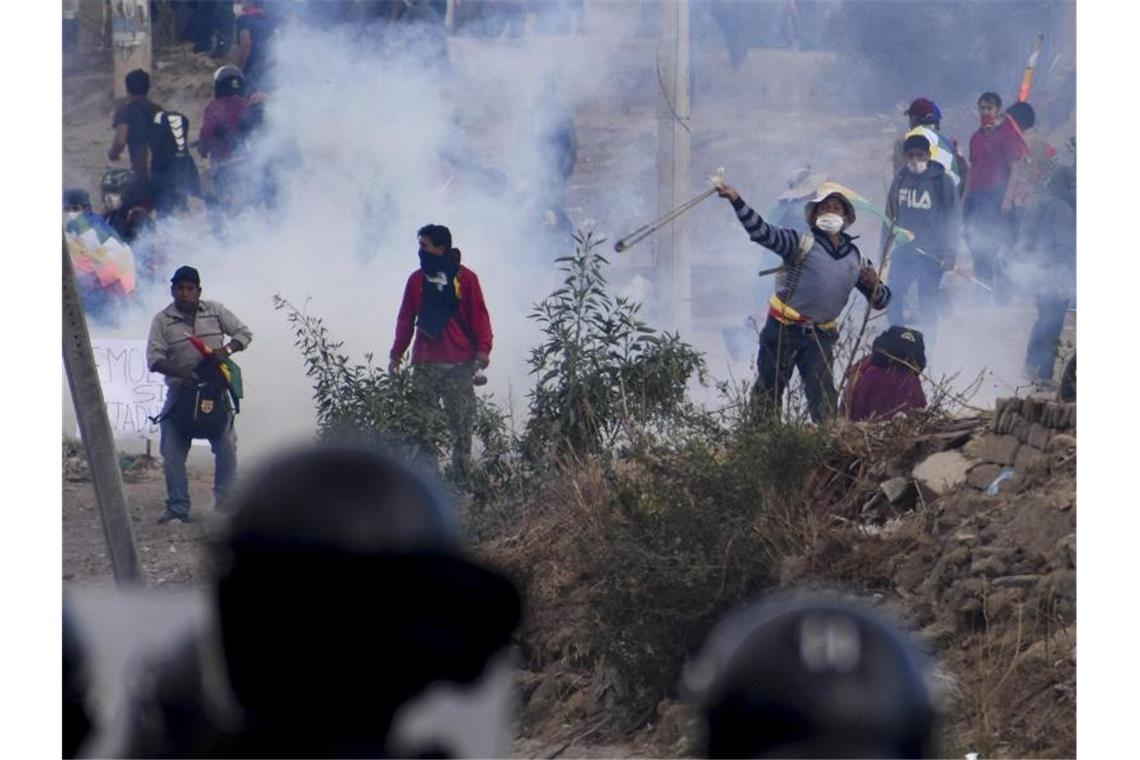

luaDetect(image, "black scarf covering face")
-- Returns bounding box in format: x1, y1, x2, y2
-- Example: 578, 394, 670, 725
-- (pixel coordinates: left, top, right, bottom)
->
416, 248, 462, 340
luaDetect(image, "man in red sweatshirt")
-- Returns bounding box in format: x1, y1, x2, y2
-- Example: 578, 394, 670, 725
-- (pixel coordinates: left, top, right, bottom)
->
390, 224, 493, 478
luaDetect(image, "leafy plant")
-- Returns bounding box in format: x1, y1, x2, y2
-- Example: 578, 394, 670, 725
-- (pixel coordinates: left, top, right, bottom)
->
523, 231, 706, 460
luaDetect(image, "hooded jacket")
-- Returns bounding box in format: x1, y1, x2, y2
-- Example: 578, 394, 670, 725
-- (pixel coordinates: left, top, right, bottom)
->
886, 161, 959, 264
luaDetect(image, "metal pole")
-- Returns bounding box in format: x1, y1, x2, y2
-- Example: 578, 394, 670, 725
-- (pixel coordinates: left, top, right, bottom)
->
655, 0, 692, 336
63, 236, 143, 586
111, 0, 152, 99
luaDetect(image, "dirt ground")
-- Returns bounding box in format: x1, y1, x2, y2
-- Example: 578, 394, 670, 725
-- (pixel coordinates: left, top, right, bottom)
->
63, 454, 218, 589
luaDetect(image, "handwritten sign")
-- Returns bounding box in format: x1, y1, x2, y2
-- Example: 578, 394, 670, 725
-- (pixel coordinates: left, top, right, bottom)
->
89, 338, 168, 440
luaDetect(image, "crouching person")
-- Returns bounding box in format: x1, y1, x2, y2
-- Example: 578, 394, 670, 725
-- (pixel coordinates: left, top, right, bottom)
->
117, 444, 522, 758
843, 326, 928, 422
717, 181, 891, 423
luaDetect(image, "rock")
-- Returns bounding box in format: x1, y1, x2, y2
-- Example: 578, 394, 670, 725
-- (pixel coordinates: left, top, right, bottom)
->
879, 477, 914, 505
962, 435, 988, 460
1015, 625, 1076, 669
912, 451, 972, 496
980, 434, 1021, 466
1012, 416, 1032, 443
1047, 434, 1076, 452
1014, 445, 1048, 472
954, 531, 980, 545
1026, 423, 1052, 450
966, 463, 1003, 491
992, 574, 1040, 588
1044, 569, 1077, 600
970, 556, 1008, 577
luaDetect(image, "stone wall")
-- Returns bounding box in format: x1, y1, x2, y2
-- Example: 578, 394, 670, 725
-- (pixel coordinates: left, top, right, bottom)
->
961, 397, 1076, 494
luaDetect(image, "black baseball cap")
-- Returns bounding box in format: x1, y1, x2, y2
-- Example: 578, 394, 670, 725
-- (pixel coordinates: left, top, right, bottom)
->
170, 266, 201, 285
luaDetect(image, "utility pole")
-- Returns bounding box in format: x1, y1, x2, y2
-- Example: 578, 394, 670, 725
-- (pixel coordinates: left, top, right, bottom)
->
655, 0, 692, 336
63, 237, 143, 586
111, 0, 152, 99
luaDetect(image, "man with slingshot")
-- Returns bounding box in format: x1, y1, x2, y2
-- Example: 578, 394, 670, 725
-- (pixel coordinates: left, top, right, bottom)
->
715, 179, 891, 423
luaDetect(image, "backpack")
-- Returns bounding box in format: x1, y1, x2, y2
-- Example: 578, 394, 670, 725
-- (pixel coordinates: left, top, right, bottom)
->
149, 111, 201, 197
871, 326, 926, 374
154, 359, 235, 440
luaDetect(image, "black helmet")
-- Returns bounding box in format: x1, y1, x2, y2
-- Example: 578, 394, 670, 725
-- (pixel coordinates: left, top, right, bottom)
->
211, 444, 522, 756
213, 64, 246, 97
101, 169, 136, 210
685, 595, 940, 758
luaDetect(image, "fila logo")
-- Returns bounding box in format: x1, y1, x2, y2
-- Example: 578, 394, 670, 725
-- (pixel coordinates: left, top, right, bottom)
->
899, 188, 933, 210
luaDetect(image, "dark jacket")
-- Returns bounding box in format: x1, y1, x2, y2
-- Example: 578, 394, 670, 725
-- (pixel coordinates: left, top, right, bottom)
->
1014, 194, 1076, 298
886, 161, 959, 265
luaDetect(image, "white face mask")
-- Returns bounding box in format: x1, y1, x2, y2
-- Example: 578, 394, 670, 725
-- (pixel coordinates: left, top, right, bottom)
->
815, 213, 845, 234
907, 160, 929, 174
65, 211, 82, 222
105, 193, 122, 210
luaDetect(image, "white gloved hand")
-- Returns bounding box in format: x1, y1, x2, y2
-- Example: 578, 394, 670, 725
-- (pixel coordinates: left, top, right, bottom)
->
708, 166, 726, 189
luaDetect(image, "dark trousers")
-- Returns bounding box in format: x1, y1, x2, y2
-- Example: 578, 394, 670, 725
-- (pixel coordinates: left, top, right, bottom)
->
1025, 295, 1070, 380
192, 1, 233, 50
887, 246, 943, 343
753, 316, 838, 424
412, 362, 476, 478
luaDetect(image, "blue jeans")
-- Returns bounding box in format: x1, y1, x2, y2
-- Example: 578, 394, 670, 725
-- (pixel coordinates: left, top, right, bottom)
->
158, 392, 237, 518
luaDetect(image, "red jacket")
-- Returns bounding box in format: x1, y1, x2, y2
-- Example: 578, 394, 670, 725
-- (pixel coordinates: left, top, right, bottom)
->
199, 95, 250, 163
390, 266, 493, 364
843, 359, 927, 422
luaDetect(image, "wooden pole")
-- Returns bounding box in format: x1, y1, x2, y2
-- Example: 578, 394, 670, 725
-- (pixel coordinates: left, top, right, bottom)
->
655, 0, 692, 336
63, 236, 143, 586
111, 0, 152, 100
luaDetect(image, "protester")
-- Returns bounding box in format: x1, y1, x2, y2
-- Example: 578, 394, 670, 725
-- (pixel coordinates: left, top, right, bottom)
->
390, 225, 493, 479
962, 91, 1029, 296
148, 107, 202, 216
685, 594, 941, 758
147, 266, 251, 524
64, 188, 137, 326
892, 97, 968, 195
1003, 101, 1057, 215
117, 444, 522, 758
107, 69, 162, 199
101, 168, 153, 245
199, 65, 251, 211
716, 180, 891, 423
1015, 164, 1075, 384
234, 0, 277, 93
843, 326, 928, 422
191, 0, 234, 58
885, 134, 959, 343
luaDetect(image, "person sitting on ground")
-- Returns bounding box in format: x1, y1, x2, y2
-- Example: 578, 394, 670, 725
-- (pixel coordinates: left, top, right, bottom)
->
685, 593, 942, 758
842, 326, 928, 422
716, 179, 891, 423
108, 69, 162, 205
117, 444, 522, 758
101, 168, 153, 245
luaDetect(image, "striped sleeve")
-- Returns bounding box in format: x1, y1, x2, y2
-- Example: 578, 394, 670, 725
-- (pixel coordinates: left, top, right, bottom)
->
730, 197, 801, 260
855, 254, 892, 310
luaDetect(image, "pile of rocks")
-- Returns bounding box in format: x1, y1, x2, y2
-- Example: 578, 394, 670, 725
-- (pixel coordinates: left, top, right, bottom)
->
960, 397, 1076, 495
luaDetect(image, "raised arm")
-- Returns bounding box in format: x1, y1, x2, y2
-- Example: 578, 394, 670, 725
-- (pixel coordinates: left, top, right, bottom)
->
717, 183, 803, 260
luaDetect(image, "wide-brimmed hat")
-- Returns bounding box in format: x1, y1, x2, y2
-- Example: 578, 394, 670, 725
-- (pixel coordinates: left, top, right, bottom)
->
803, 188, 856, 228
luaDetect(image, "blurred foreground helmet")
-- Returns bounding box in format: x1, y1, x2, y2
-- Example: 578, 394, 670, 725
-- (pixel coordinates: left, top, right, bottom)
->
211, 444, 522, 757
685, 596, 939, 758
